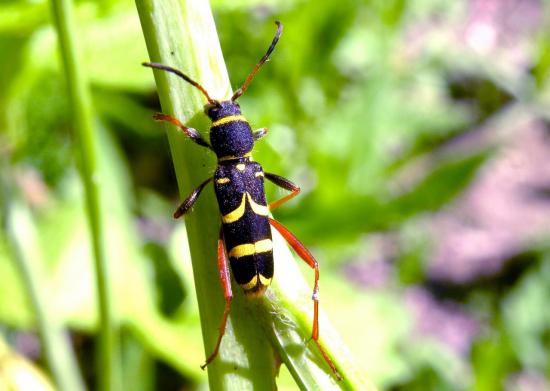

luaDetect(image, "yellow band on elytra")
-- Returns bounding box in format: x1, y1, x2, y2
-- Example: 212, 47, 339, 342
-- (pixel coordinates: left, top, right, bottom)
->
258, 274, 272, 286
221, 192, 268, 223
241, 275, 258, 290
228, 239, 273, 259
221, 193, 246, 224
247, 193, 269, 216
211, 115, 247, 127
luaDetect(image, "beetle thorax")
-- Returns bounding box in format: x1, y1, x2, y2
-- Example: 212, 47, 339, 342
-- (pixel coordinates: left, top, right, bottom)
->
207, 100, 254, 160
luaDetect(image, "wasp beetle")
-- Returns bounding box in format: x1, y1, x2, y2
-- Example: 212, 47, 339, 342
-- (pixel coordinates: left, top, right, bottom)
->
143, 21, 340, 379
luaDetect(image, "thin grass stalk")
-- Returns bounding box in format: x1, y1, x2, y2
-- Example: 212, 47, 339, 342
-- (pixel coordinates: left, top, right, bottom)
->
49, 0, 117, 390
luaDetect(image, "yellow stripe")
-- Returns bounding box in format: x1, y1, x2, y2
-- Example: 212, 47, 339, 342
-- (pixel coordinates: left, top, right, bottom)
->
255, 171, 264, 177
247, 193, 269, 216
228, 243, 255, 258
240, 275, 258, 290
221, 192, 268, 224
254, 239, 273, 253
211, 115, 247, 127
258, 274, 272, 286
218, 152, 252, 162
221, 193, 246, 224
228, 239, 273, 259
216, 177, 230, 184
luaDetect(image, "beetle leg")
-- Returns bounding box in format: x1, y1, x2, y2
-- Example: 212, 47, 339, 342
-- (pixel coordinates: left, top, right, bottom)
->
265, 173, 301, 211
253, 127, 268, 141
173, 177, 212, 219
153, 113, 212, 150
268, 218, 341, 380
201, 227, 233, 369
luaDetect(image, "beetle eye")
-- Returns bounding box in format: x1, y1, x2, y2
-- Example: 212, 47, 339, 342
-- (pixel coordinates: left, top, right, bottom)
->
204, 105, 216, 116
204, 101, 222, 115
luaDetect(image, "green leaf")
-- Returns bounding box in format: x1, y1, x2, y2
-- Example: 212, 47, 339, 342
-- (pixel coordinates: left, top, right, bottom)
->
391, 150, 490, 216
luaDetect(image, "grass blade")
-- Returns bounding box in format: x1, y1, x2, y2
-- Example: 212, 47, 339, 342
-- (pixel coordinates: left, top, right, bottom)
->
49, 0, 117, 389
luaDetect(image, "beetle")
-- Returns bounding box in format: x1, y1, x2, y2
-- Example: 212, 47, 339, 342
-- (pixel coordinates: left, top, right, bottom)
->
143, 21, 340, 379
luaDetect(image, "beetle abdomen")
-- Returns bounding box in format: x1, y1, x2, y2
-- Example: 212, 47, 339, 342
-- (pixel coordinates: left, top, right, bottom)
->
214, 161, 273, 296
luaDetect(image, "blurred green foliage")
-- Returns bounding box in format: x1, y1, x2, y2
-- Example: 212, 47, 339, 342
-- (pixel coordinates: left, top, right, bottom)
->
1, 0, 550, 390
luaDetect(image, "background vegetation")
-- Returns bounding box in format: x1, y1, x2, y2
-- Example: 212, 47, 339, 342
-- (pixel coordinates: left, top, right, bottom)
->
1, 0, 550, 390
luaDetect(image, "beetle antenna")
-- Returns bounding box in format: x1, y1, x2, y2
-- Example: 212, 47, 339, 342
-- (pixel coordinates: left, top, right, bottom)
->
142, 62, 216, 104
231, 21, 283, 101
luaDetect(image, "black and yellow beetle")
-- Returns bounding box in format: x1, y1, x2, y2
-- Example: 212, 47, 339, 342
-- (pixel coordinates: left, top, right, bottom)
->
143, 21, 340, 379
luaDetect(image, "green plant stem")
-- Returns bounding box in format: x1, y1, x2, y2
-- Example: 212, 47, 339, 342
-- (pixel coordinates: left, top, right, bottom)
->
49, 1, 117, 390
136, 1, 276, 389
135, 0, 373, 389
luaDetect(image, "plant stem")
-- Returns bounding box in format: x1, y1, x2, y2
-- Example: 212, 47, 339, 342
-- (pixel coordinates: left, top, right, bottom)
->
135, 0, 373, 389
49, 0, 117, 390
136, 1, 276, 389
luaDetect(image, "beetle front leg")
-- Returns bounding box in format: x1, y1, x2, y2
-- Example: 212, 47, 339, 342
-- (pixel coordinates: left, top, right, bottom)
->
253, 127, 268, 141
154, 113, 212, 150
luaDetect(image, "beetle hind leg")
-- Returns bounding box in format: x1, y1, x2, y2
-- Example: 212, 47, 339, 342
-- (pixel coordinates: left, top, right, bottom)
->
268, 218, 342, 380
201, 228, 233, 369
